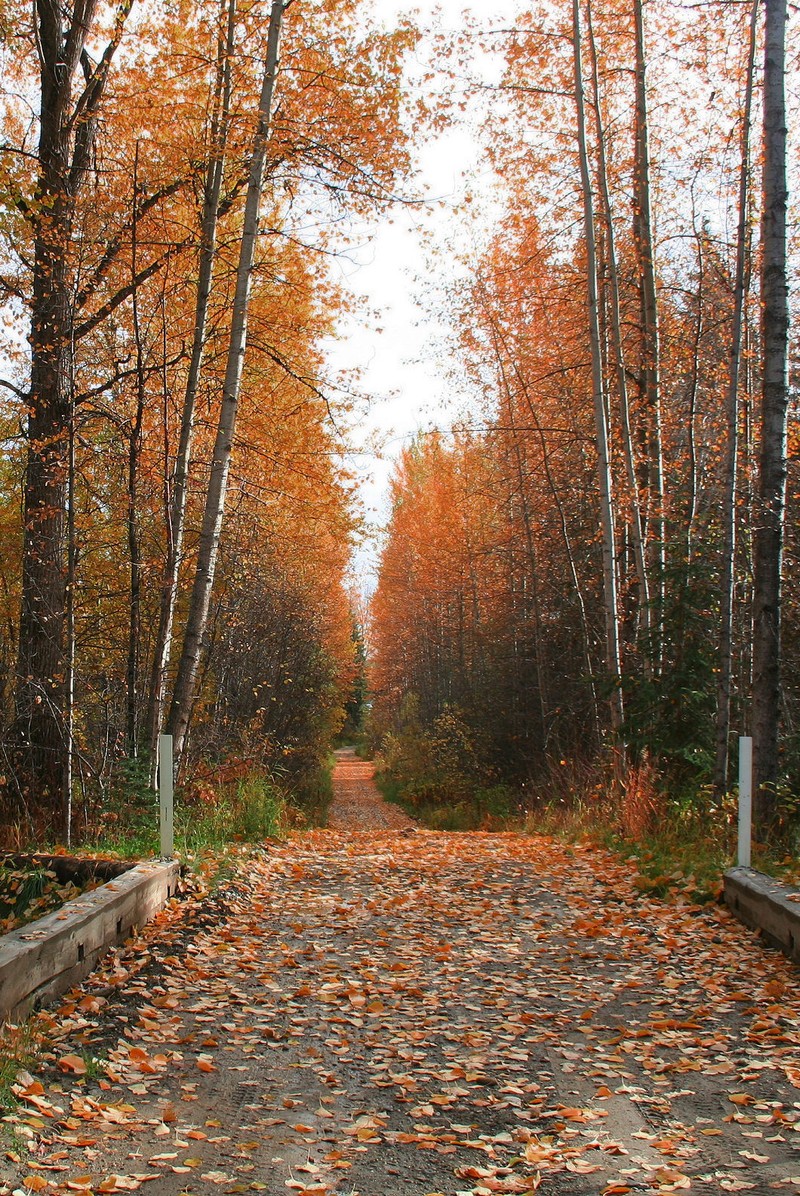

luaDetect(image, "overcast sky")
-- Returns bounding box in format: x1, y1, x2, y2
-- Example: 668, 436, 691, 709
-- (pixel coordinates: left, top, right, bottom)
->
321, 1, 521, 582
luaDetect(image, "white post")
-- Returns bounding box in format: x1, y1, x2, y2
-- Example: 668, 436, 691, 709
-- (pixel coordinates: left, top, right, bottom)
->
159, 733, 174, 859
737, 735, 752, 868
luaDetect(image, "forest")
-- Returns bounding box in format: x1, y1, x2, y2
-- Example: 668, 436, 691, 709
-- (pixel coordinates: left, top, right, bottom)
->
369, 0, 798, 849
0, 0, 796, 853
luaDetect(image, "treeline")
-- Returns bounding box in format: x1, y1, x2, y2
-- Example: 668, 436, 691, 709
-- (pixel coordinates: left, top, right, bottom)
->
370, 0, 797, 836
0, 0, 414, 840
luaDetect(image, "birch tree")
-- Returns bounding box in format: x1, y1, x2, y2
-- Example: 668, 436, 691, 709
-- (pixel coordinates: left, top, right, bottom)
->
572, 0, 624, 733
167, 0, 289, 768
752, 0, 790, 825
713, 0, 759, 796
632, 0, 664, 660
146, 0, 237, 775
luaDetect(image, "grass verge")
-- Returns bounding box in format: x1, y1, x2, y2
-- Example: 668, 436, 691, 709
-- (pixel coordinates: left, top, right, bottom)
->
0, 1020, 43, 1156
84, 768, 293, 864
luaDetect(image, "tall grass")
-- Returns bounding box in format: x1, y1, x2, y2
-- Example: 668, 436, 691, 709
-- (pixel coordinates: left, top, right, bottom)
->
82, 768, 293, 862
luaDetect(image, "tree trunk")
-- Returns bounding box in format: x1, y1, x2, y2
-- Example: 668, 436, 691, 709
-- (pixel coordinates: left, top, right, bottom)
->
146, 0, 237, 778
713, 0, 758, 796
126, 144, 146, 757
167, 0, 287, 768
683, 222, 703, 571
585, 2, 652, 674
63, 416, 76, 846
572, 0, 623, 733
12, 1, 133, 821
632, 0, 664, 668
752, 0, 790, 827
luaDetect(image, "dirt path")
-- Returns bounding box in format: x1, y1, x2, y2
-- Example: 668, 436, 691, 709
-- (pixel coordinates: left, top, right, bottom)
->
326, 749, 416, 832
3, 765, 800, 1196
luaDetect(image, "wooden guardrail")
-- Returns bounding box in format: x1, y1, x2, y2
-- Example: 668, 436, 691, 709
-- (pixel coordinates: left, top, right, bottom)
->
724, 865, 800, 964
0, 860, 181, 1023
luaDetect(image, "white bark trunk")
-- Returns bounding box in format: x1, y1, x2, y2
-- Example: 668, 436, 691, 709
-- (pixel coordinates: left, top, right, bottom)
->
147, 0, 237, 781
752, 0, 790, 823
713, 0, 758, 795
572, 0, 623, 733
585, 3, 652, 675
167, 0, 287, 767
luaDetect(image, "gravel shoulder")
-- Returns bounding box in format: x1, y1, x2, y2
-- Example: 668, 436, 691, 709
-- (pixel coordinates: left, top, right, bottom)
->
2, 759, 799, 1196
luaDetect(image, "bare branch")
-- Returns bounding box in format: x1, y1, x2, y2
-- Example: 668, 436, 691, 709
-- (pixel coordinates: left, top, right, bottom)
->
73, 240, 191, 341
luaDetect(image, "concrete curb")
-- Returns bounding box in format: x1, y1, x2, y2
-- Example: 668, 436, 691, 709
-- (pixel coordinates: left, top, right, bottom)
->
0, 860, 181, 1022
724, 865, 800, 964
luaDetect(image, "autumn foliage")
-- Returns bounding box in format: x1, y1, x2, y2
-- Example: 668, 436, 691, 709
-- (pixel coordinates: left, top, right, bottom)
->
0, 0, 417, 838
370, 0, 799, 835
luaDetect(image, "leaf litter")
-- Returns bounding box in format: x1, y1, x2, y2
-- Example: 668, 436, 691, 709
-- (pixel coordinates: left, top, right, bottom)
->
2, 755, 800, 1195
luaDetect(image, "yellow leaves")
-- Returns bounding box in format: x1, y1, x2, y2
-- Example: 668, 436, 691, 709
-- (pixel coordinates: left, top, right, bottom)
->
650, 1168, 692, 1190
739, 1149, 770, 1164
564, 1158, 603, 1175
343, 1114, 386, 1143
522, 1141, 559, 1165
5, 817, 800, 1196
56, 1056, 86, 1076
14, 1085, 60, 1118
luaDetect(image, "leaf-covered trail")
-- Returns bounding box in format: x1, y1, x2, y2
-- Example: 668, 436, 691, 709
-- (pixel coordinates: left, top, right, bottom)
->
3, 761, 800, 1196
325, 750, 416, 831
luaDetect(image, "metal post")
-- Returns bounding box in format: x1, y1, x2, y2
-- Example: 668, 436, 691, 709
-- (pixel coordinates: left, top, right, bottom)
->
159, 733, 174, 859
738, 735, 752, 868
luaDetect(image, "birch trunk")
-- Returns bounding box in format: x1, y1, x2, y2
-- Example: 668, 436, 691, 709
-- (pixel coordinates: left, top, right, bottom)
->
585, 3, 651, 674
146, 0, 237, 778
713, 0, 758, 795
572, 0, 623, 733
167, 0, 287, 768
752, 0, 790, 825
632, 0, 664, 666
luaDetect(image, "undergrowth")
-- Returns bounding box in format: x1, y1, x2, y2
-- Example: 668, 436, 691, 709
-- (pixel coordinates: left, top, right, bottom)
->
78, 767, 296, 864
524, 754, 799, 903
292, 757, 335, 827
377, 740, 799, 904
375, 770, 516, 831
0, 1020, 42, 1154
529, 790, 736, 903
80, 755, 338, 863
0, 866, 86, 934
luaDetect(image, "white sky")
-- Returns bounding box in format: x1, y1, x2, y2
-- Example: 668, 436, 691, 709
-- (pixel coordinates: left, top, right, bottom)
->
322, 1, 521, 583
